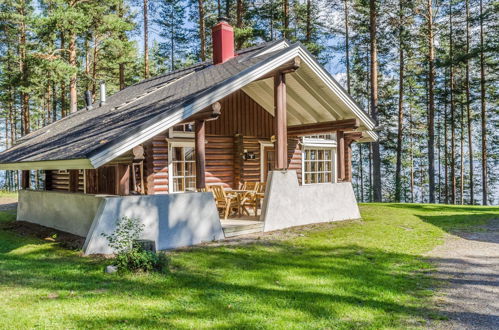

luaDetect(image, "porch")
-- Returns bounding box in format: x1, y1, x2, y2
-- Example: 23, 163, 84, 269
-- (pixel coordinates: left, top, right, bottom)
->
15, 170, 360, 254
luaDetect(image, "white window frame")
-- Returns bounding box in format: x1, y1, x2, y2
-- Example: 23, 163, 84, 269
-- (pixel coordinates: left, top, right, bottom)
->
168, 123, 195, 138
301, 137, 337, 185
167, 139, 196, 193
259, 140, 275, 181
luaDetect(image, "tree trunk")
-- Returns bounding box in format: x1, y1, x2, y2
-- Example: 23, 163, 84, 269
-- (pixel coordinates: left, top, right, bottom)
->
236, 0, 244, 49
344, 0, 350, 94
144, 0, 150, 78
19, 1, 30, 135
395, 0, 404, 202
427, 0, 435, 203
283, 0, 289, 39
359, 144, 364, 202
69, 33, 78, 114
91, 35, 98, 96
369, 0, 382, 202
444, 73, 449, 204
465, 0, 474, 204
119, 2, 126, 90
449, 1, 456, 204
305, 0, 311, 43
198, 0, 206, 60
225, 0, 230, 18
60, 32, 67, 118
409, 98, 414, 203
479, 0, 487, 205
460, 104, 465, 204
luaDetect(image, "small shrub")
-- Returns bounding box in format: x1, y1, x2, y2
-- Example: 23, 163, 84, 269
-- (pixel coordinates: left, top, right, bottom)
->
102, 216, 144, 255
114, 249, 169, 273
102, 216, 168, 273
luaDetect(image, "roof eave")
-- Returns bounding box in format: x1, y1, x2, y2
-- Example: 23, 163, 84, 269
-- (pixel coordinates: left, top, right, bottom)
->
0, 158, 94, 171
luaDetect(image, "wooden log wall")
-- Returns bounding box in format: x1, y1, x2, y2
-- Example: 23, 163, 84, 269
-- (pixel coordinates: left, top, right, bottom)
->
288, 138, 302, 184
206, 90, 275, 138
47, 170, 84, 192
205, 135, 234, 188
145, 134, 168, 195
239, 137, 262, 184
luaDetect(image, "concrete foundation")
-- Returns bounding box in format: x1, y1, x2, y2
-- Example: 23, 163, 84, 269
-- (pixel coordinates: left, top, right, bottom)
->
83, 192, 224, 254
17, 190, 224, 254
17, 190, 103, 237
17, 174, 361, 253
261, 170, 361, 232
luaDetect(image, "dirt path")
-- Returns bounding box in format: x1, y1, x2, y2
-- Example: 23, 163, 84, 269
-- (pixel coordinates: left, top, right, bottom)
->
427, 219, 499, 329
0, 197, 17, 211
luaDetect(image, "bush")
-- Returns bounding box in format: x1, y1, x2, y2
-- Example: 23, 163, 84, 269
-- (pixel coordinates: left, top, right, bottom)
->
114, 249, 169, 273
102, 216, 169, 273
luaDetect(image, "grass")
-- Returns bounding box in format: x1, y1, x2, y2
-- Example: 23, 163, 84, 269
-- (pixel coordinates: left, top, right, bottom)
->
0, 203, 497, 329
0, 190, 17, 199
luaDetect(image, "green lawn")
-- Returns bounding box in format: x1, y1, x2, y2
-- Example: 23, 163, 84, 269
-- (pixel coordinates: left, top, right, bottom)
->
0, 203, 497, 329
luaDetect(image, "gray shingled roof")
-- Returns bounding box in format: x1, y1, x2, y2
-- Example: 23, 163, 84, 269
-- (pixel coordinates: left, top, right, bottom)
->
0, 41, 286, 165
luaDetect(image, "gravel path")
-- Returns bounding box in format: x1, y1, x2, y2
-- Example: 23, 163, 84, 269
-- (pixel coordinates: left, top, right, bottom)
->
427, 219, 499, 329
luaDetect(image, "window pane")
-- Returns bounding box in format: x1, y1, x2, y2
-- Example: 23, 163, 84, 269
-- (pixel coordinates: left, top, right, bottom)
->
173, 162, 183, 177
185, 177, 196, 191
184, 147, 195, 161
173, 178, 183, 192
185, 162, 195, 176
172, 147, 182, 161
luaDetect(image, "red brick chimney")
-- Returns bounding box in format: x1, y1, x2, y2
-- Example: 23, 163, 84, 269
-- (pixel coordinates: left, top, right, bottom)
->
212, 20, 235, 65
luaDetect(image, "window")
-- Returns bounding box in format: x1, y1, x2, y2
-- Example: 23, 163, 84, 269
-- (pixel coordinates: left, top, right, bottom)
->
303, 148, 335, 184
171, 145, 196, 192
173, 123, 193, 133
169, 123, 194, 138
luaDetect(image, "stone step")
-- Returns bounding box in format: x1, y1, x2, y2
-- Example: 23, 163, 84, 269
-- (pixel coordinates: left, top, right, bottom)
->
223, 224, 264, 237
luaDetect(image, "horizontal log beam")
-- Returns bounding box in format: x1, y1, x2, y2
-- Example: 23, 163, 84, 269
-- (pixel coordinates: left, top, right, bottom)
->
345, 131, 363, 142
287, 118, 360, 136
257, 57, 301, 81
180, 102, 221, 123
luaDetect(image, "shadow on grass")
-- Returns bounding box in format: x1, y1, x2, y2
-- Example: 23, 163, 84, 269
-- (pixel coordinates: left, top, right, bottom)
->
0, 227, 445, 328
385, 203, 499, 243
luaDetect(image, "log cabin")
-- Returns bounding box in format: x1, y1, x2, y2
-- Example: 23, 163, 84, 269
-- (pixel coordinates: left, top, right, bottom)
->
0, 20, 378, 254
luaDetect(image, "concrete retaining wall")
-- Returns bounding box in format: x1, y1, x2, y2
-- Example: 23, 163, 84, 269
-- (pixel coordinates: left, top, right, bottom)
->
17, 190, 103, 237
83, 192, 224, 255
261, 170, 361, 232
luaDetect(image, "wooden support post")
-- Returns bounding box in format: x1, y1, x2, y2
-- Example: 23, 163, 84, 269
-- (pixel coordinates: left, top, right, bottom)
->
117, 164, 130, 196
68, 170, 79, 192
343, 132, 363, 183
344, 140, 353, 182
21, 170, 30, 190
274, 72, 288, 169
195, 119, 206, 189
337, 130, 345, 181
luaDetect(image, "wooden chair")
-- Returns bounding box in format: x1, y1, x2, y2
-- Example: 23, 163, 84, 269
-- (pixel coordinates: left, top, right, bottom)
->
209, 185, 238, 220
257, 182, 266, 194
240, 183, 261, 216
241, 181, 257, 191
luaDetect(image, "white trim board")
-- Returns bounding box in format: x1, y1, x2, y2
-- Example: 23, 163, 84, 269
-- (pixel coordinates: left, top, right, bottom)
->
259, 140, 275, 181
0, 159, 93, 171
